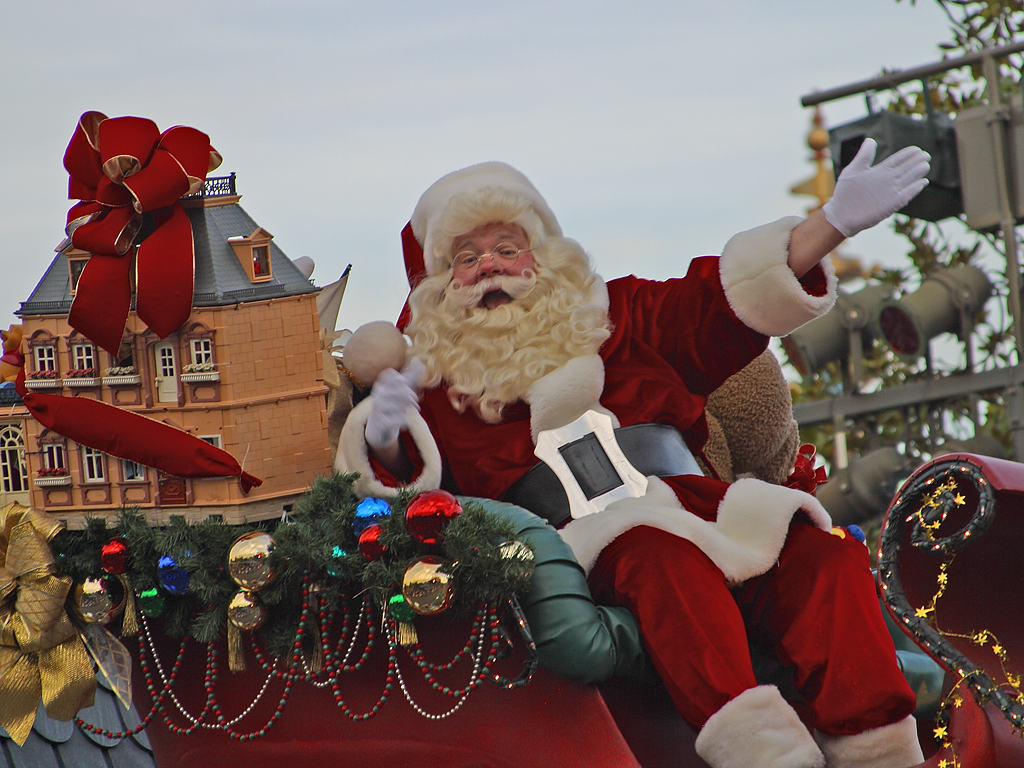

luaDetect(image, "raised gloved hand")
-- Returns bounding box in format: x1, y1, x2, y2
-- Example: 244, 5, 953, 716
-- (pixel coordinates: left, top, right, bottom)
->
365, 357, 426, 451
822, 138, 931, 237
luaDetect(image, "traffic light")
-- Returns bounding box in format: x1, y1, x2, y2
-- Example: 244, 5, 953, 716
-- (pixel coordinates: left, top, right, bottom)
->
875, 265, 992, 361
829, 110, 962, 221
782, 284, 890, 381
816, 447, 911, 525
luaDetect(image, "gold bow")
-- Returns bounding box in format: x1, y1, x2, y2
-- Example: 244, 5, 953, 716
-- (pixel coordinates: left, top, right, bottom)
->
0, 503, 96, 745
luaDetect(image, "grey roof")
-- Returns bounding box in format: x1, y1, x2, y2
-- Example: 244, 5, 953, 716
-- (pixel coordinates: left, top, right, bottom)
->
19, 194, 318, 317
0, 666, 156, 768
0, 386, 22, 406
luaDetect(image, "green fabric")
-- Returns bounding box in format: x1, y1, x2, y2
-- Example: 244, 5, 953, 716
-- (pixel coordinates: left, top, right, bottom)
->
467, 498, 650, 682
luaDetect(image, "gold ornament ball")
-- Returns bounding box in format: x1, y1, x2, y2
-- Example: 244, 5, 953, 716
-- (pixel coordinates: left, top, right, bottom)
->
401, 557, 455, 616
227, 531, 276, 591
808, 126, 830, 152
227, 590, 267, 631
73, 576, 125, 624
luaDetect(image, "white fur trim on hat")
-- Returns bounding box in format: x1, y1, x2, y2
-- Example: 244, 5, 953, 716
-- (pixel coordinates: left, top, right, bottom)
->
411, 162, 562, 276
696, 685, 824, 768
719, 216, 837, 337
816, 715, 923, 768
335, 397, 442, 498
557, 476, 831, 582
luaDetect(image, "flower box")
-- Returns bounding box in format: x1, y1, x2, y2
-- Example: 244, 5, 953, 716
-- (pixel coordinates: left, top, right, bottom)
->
64, 376, 101, 388
25, 378, 62, 390
102, 374, 142, 386
180, 370, 220, 383
34, 474, 71, 487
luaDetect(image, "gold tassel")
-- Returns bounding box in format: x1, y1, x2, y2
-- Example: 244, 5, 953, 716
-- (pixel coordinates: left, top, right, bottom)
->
397, 620, 418, 647
118, 576, 138, 636
226, 621, 246, 672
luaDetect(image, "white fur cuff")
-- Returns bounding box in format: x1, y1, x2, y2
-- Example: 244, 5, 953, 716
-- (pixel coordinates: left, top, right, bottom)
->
719, 216, 837, 337
816, 715, 924, 768
696, 685, 824, 768
335, 397, 443, 498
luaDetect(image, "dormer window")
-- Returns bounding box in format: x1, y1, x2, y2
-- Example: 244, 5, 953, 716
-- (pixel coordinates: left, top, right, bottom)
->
228, 227, 274, 283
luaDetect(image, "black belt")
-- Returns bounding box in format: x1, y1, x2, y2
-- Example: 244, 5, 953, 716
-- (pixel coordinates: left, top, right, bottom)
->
502, 422, 702, 528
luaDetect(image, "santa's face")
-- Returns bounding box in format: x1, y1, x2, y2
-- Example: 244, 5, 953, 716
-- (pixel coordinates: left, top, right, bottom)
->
449, 221, 536, 309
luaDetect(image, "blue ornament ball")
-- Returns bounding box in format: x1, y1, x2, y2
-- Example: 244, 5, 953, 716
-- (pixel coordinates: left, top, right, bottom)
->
845, 524, 867, 543
353, 497, 392, 536
158, 554, 192, 595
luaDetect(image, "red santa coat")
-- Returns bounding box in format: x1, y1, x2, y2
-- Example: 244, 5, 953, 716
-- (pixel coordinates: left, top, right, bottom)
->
339, 216, 837, 582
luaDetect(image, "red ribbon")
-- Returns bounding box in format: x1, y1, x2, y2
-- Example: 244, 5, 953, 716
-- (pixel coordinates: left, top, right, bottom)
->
785, 443, 828, 495
62, 111, 222, 355
30, 112, 260, 491
15, 368, 260, 492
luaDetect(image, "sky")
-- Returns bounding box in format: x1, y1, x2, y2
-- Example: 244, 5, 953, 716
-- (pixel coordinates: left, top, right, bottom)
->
1, 0, 958, 338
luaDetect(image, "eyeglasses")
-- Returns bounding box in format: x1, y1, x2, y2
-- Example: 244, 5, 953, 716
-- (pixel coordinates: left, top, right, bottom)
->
451, 243, 531, 273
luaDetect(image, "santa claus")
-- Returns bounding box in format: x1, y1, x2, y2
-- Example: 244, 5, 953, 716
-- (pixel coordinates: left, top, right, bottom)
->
338, 143, 931, 768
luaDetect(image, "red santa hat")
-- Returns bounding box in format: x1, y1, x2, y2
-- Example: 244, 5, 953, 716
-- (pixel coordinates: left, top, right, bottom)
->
398, 161, 563, 328
406, 161, 563, 278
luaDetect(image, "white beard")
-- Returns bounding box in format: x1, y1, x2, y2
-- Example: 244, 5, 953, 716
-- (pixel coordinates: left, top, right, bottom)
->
406, 237, 611, 423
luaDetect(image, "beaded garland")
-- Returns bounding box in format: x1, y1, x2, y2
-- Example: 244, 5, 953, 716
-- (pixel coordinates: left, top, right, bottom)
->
878, 457, 1024, 766
76, 579, 530, 739
53, 473, 538, 740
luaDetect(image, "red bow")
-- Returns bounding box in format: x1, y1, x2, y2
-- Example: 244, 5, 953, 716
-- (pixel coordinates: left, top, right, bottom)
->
63, 111, 222, 355
785, 443, 828, 495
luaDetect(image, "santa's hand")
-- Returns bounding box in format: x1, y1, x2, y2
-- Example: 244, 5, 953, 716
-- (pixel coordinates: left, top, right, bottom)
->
822, 138, 931, 237
365, 357, 426, 451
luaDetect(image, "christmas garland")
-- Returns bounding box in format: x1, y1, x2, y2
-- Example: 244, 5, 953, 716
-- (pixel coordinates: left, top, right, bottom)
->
51, 473, 536, 661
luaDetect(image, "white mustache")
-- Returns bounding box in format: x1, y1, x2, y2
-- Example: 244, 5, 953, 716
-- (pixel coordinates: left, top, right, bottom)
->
444, 270, 537, 308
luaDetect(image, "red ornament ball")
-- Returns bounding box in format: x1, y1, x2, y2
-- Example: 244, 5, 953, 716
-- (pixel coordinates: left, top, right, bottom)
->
404, 490, 463, 546
358, 524, 386, 561
100, 538, 129, 575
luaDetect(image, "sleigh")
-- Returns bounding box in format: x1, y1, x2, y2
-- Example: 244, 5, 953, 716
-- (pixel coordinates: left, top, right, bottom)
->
4, 451, 1023, 768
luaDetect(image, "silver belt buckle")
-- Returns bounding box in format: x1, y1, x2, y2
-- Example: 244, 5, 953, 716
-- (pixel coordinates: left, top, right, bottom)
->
533, 410, 649, 520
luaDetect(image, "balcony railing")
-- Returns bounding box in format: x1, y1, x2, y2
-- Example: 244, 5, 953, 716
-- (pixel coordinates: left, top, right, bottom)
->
183, 173, 237, 200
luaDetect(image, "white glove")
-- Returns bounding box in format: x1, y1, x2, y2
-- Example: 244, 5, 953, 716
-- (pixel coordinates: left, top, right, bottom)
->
365, 357, 426, 451
822, 138, 931, 237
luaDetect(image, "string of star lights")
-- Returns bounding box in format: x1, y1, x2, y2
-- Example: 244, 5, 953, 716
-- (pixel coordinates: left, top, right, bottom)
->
878, 458, 1024, 767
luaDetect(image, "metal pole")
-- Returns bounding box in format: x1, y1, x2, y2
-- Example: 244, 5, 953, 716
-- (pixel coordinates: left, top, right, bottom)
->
800, 40, 1024, 107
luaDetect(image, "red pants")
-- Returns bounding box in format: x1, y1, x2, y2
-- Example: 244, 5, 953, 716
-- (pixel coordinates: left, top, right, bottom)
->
588, 522, 916, 734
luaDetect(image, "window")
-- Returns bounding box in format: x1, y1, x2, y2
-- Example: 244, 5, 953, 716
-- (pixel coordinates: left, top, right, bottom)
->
191, 338, 214, 366
43, 444, 65, 471
82, 446, 106, 482
68, 257, 89, 293
199, 435, 223, 449
34, 345, 56, 372
0, 425, 27, 493
71, 343, 96, 372
122, 459, 146, 482
253, 246, 270, 276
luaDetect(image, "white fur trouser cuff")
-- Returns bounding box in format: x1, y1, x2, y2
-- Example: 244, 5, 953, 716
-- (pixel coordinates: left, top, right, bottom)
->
816, 715, 924, 768
694, 685, 824, 768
